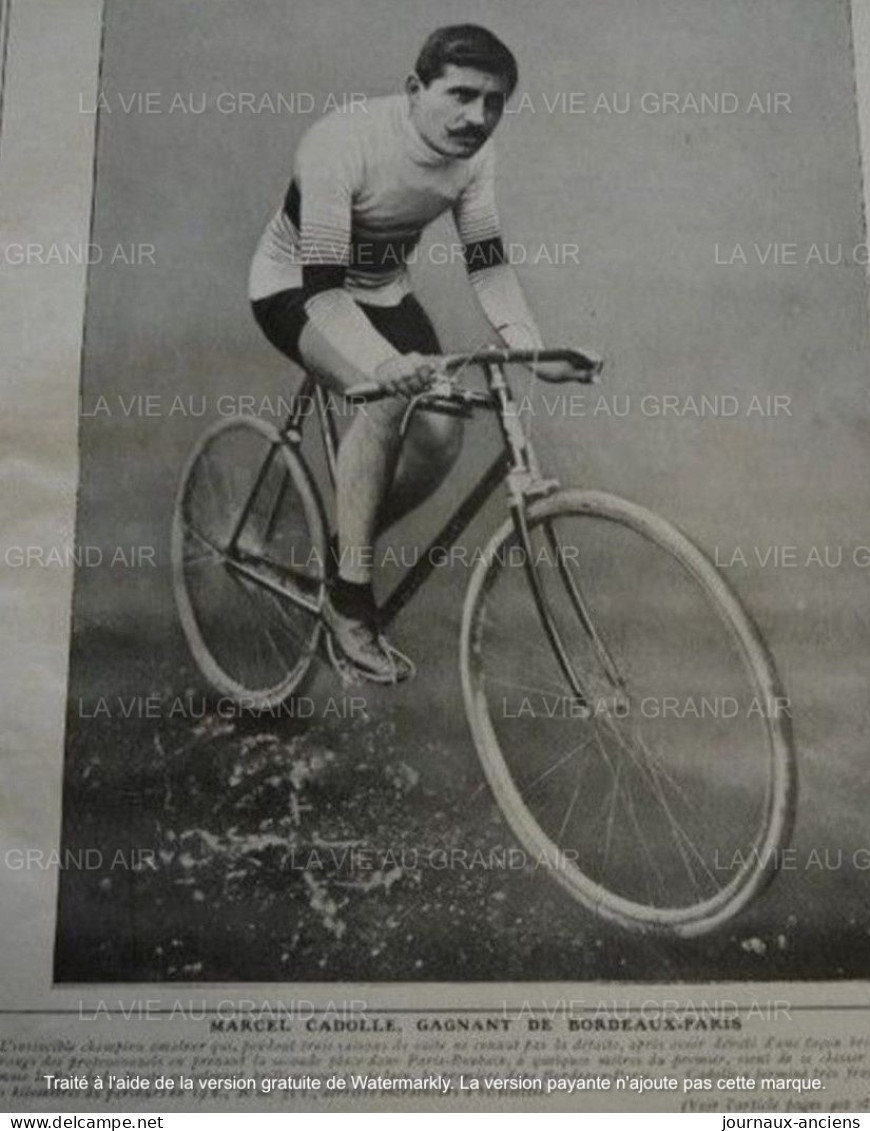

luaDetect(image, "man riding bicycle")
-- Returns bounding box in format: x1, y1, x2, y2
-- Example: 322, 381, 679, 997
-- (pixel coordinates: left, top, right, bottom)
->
250, 24, 573, 682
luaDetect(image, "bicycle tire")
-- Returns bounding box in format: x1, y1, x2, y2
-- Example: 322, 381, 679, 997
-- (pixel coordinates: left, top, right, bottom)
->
459, 489, 796, 936
171, 414, 328, 709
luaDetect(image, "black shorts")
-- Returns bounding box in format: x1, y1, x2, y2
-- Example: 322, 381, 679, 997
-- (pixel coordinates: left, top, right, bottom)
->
250, 288, 441, 366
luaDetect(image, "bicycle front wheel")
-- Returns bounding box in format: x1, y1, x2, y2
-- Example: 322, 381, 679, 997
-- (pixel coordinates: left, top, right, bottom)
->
460, 490, 795, 936
171, 415, 328, 708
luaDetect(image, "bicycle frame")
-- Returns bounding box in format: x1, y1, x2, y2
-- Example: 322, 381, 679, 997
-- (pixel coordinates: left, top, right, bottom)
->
174, 346, 796, 935
244, 359, 618, 701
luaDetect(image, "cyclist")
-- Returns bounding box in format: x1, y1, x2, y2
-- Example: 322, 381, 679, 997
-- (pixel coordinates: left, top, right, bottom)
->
250, 24, 573, 682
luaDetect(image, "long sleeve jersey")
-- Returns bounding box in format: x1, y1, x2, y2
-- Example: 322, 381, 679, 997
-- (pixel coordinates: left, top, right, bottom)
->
249, 93, 543, 379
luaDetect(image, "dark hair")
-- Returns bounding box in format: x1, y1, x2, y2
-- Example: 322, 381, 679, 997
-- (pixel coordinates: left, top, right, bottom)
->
414, 24, 518, 94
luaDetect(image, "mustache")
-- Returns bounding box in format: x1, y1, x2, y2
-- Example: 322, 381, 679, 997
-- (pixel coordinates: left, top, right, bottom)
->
448, 127, 487, 142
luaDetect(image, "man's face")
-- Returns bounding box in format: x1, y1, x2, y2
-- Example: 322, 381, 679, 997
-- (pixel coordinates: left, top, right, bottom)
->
407, 64, 511, 158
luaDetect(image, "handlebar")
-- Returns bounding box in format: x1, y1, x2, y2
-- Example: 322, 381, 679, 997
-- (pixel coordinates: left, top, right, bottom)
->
441, 347, 602, 374
346, 346, 603, 402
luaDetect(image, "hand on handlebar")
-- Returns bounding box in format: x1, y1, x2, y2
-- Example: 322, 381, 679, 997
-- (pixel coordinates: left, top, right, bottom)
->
531, 348, 603, 383
373, 353, 440, 399
348, 345, 604, 401
532, 358, 579, 382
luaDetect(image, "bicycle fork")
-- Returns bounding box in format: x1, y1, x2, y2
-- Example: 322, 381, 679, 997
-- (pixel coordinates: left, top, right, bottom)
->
487, 363, 626, 704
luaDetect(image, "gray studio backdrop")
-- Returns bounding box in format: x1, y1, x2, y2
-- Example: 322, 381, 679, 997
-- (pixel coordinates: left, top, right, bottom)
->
63, 0, 870, 975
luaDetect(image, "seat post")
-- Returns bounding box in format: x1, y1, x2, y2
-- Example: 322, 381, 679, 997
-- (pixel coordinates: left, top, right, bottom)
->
280, 373, 317, 439
314, 382, 340, 491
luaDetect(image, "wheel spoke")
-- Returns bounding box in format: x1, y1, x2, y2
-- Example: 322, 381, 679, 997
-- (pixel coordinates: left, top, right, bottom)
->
595, 711, 720, 897
557, 782, 581, 841
483, 673, 584, 702
600, 756, 622, 875
522, 734, 595, 792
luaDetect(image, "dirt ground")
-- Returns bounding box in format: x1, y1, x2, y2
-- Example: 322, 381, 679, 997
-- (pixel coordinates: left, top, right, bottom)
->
53, 613, 867, 985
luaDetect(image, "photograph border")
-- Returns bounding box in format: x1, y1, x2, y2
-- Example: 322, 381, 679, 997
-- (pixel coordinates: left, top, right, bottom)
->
3, 0, 870, 1023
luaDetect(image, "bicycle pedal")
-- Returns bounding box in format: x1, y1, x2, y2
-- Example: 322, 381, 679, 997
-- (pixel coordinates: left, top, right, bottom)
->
323, 627, 415, 686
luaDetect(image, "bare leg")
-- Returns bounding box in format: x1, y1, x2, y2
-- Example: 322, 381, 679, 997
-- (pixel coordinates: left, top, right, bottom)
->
376, 410, 464, 535
298, 322, 406, 585
334, 399, 406, 582
298, 323, 463, 580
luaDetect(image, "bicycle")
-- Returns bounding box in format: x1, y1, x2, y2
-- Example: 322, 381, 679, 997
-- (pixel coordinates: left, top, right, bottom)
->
171, 346, 796, 937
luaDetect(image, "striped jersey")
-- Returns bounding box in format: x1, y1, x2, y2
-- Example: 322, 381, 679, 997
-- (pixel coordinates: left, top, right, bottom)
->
249, 93, 502, 305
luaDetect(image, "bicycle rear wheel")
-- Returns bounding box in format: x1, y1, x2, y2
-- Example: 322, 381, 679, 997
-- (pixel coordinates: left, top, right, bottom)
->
460, 490, 796, 936
171, 415, 328, 708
